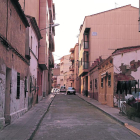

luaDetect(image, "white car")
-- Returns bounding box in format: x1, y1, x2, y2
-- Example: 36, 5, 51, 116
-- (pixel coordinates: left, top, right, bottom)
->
60, 86, 66, 92
66, 87, 76, 95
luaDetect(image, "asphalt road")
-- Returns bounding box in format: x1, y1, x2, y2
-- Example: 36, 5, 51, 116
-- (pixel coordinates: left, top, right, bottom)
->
33, 93, 140, 140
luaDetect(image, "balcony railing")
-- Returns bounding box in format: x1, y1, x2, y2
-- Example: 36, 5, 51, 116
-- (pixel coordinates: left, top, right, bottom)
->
83, 42, 89, 49
69, 65, 74, 71
83, 62, 89, 69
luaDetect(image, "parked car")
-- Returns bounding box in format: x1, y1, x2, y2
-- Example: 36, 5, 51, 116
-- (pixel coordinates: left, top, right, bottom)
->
60, 86, 66, 92
67, 87, 76, 95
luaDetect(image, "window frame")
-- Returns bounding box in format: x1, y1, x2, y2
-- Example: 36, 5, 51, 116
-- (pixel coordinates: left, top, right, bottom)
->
108, 74, 111, 87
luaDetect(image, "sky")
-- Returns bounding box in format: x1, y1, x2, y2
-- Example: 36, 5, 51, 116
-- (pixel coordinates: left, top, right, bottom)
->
53, 0, 139, 63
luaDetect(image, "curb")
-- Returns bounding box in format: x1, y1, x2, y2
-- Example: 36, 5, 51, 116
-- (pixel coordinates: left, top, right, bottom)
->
76, 93, 140, 137
27, 94, 56, 140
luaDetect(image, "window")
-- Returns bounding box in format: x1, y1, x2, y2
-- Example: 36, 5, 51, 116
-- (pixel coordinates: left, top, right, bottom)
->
108, 74, 111, 86
24, 77, 27, 98
101, 78, 103, 88
95, 79, 97, 89
17, 72, 20, 99
90, 81, 92, 90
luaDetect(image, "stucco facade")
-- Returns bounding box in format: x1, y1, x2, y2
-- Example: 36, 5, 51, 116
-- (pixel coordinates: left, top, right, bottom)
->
98, 46, 140, 107
78, 4, 140, 96
60, 54, 71, 88
99, 57, 114, 107
26, 16, 42, 106
69, 43, 81, 92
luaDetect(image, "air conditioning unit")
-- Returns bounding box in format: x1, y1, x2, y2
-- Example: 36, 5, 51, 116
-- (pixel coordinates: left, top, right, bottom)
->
126, 65, 130, 69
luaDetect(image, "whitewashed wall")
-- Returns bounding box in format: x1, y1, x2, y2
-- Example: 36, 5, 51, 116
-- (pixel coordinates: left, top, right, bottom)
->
113, 49, 140, 86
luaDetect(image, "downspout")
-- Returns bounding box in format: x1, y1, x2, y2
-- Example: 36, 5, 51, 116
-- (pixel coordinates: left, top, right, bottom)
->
6, 0, 8, 39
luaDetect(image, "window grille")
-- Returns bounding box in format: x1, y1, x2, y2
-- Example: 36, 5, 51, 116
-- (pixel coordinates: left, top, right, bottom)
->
101, 78, 103, 88
24, 77, 27, 98
90, 81, 92, 90
95, 79, 97, 89
17, 72, 20, 99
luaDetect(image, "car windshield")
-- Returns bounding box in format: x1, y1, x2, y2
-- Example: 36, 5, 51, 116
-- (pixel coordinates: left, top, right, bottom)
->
61, 86, 65, 89
68, 87, 74, 90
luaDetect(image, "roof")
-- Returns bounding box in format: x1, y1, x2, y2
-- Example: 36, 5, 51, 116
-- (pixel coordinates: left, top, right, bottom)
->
89, 57, 103, 72
80, 4, 138, 33
112, 46, 140, 56
98, 45, 140, 67
26, 15, 42, 40
11, 0, 29, 27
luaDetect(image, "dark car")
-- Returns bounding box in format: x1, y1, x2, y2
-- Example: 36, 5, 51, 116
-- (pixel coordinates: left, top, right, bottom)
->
67, 87, 76, 95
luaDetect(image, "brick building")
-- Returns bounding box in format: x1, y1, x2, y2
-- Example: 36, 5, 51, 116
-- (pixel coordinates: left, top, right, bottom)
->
0, 0, 29, 129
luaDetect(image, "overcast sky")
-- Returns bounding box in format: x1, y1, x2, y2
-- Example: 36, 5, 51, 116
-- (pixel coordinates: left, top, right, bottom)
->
53, 0, 139, 63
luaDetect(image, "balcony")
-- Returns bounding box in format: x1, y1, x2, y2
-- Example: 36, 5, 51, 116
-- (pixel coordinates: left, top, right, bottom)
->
38, 46, 47, 70
69, 65, 74, 71
83, 41, 89, 49
79, 61, 89, 77
83, 62, 88, 69
69, 74, 74, 81
69, 54, 74, 61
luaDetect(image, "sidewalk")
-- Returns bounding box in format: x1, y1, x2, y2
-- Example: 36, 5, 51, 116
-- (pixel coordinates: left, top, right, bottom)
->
0, 93, 56, 140
76, 93, 140, 137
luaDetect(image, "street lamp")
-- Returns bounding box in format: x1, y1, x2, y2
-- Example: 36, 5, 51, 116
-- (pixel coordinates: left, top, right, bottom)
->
40, 23, 60, 31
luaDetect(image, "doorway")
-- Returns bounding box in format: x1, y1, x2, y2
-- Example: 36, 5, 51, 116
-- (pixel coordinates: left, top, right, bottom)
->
4, 68, 11, 124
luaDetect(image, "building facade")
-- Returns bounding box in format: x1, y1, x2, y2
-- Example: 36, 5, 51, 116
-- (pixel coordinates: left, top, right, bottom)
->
99, 46, 140, 107
60, 54, 71, 88
69, 43, 81, 92
26, 15, 42, 106
52, 65, 60, 88
19, 0, 56, 97
78, 5, 140, 95
0, 0, 29, 128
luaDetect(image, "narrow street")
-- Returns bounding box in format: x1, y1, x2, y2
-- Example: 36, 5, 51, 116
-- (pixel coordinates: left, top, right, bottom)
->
33, 93, 139, 140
